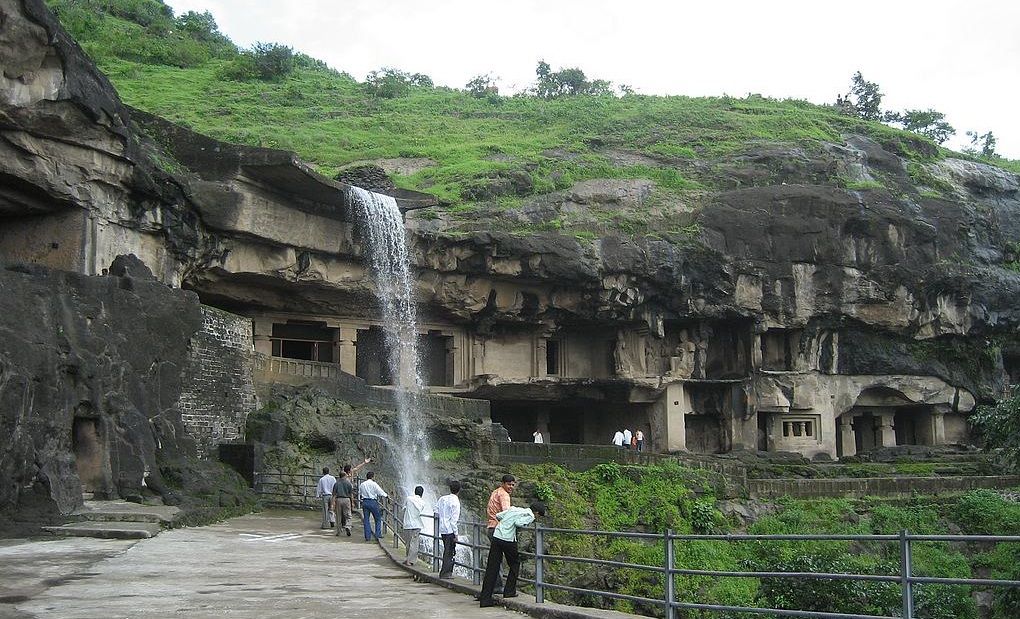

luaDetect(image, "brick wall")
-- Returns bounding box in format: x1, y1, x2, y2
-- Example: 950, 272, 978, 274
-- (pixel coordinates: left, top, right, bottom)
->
178, 306, 257, 456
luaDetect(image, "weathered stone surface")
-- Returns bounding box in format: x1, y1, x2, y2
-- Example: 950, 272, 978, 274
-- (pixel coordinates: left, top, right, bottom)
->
0, 262, 255, 533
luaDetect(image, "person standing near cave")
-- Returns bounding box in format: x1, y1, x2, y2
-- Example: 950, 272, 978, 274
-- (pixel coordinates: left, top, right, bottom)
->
402, 485, 427, 565
358, 471, 388, 541
435, 479, 462, 578
315, 467, 336, 529
478, 501, 547, 607
484, 474, 516, 589
332, 469, 355, 536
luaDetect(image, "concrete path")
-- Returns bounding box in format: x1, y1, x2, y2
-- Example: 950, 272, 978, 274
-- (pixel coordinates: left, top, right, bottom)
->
2, 510, 520, 619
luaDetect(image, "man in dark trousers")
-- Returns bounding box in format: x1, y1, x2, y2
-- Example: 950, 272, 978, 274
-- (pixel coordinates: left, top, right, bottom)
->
478, 501, 546, 607
485, 474, 516, 589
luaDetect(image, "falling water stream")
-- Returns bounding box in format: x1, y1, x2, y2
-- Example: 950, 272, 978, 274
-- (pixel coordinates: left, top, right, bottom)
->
350, 186, 481, 576
348, 186, 430, 499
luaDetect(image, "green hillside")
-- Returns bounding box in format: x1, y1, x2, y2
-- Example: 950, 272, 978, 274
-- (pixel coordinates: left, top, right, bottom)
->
45, 0, 1020, 220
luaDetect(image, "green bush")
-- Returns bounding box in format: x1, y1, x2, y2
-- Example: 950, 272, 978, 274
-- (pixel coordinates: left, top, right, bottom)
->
250, 42, 294, 80
952, 490, 1020, 535
753, 552, 899, 615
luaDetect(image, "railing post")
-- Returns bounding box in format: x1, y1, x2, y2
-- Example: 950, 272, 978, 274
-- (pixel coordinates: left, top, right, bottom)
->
535, 525, 545, 604
393, 501, 400, 549
382, 497, 389, 536
473, 522, 482, 585
664, 528, 675, 619
900, 529, 914, 619
433, 513, 441, 572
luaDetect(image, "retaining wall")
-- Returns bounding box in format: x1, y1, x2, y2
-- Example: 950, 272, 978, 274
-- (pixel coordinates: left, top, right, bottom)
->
178, 306, 257, 456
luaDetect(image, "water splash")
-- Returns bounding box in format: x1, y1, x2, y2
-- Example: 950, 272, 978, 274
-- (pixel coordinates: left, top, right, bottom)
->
348, 186, 429, 497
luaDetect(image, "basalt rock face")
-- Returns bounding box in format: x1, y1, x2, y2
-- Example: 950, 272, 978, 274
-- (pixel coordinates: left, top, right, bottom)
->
0, 262, 197, 529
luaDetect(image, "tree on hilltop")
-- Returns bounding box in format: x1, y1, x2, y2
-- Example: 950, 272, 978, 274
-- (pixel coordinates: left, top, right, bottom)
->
884, 108, 955, 144
364, 67, 434, 98
533, 60, 612, 99
465, 73, 500, 100
836, 71, 883, 121
965, 130, 997, 157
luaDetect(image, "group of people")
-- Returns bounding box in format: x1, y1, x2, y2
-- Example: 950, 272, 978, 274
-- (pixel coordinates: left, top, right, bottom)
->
314, 458, 383, 540
612, 428, 644, 451
317, 465, 546, 608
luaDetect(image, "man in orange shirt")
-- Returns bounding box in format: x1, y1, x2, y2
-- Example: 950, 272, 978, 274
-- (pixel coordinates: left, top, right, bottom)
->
485, 474, 516, 591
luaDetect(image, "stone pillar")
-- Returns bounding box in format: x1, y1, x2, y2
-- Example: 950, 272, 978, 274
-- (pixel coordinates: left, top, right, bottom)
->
878, 412, 896, 447
931, 406, 948, 445
839, 415, 856, 458
661, 383, 688, 452
536, 339, 548, 377
252, 318, 273, 357
338, 336, 357, 375
472, 336, 485, 377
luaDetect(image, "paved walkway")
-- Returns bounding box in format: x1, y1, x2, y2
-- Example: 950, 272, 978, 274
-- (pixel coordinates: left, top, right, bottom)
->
1, 510, 520, 619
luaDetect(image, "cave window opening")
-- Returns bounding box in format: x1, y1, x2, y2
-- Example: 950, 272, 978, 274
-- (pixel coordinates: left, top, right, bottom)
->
546, 340, 562, 376
271, 321, 337, 363
762, 328, 799, 371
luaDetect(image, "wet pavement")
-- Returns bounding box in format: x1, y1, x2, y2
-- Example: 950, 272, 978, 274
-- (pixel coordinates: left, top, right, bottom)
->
1, 510, 521, 619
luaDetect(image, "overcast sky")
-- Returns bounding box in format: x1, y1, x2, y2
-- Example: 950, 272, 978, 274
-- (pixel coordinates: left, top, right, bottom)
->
163, 0, 1020, 159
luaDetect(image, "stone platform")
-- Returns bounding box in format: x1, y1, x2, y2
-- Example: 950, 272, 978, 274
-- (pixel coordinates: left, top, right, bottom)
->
41, 500, 180, 540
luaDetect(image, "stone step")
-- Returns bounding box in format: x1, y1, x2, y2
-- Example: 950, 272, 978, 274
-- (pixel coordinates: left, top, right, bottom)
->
43, 521, 162, 540
73, 500, 180, 525
76, 510, 165, 524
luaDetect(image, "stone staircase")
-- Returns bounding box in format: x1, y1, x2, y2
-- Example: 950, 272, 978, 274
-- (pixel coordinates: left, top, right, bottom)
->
43, 495, 180, 540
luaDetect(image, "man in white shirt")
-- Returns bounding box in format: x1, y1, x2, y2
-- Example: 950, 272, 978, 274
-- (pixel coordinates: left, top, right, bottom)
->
532, 430, 544, 444
315, 467, 336, 529
622, 428, 633, 449
358, 471, 388, 541
402, 485, 427, 566
612, 430, 625, 447
635, 429, 645, 452
434, 480, 461, 578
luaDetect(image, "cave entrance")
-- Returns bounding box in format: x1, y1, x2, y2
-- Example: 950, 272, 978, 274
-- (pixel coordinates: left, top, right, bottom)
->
72, 416, 106, 493
419, 331, 454, 387
356, 326, 392, 385
853, 412, 880, 453
271, 321, 337, 363
490, 399, 650, 446
894, 406, 934, 446
685, 414, 723, 453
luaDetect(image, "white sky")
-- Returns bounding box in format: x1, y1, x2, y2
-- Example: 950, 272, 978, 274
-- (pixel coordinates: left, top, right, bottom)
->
163, 0, 1020, 159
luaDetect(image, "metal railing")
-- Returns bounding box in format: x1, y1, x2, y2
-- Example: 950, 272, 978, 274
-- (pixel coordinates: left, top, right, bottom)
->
374, 496, 1020, 619
255, 475, 1020, 619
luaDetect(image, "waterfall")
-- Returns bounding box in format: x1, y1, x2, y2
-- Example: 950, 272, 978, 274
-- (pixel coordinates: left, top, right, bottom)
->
348, 186, 430, 498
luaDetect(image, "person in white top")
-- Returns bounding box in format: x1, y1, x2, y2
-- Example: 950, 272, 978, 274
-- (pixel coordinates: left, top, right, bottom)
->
612, 430, 625, 447
532, 430, 544, 444
635, 429, 645, 452
622, 428, 633, 449
434, 480, 462, 578
402, 485, 427, 566
358, 471, 388, 541
315, 467, 337, 529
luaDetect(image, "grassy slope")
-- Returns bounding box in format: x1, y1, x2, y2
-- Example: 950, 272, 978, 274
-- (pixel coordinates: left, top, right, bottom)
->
514, 462, 1020, 619
47, 0, 1019, 217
